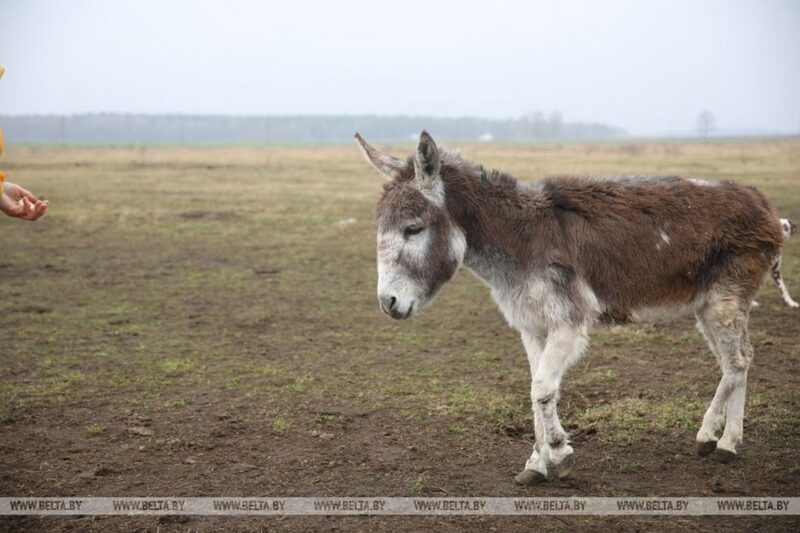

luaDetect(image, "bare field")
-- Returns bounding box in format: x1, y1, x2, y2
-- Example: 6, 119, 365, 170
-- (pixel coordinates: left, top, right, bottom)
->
1, 140, 799, 531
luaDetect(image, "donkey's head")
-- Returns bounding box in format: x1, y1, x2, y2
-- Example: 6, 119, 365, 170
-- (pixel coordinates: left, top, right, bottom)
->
355, 131, 466, 319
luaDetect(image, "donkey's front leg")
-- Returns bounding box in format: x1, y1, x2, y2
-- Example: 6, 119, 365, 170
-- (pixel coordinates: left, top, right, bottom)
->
516, 331, 547, 484
515, 325, 587, 485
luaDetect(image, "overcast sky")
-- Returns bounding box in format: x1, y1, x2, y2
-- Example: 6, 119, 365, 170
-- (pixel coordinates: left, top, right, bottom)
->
1, 0, 798, 135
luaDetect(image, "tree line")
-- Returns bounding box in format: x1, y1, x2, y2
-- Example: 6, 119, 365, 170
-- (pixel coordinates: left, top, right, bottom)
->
0, 113, 625, 144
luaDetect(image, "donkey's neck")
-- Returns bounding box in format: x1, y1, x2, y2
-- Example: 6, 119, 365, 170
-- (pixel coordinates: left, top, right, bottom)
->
442, 164, 537, 290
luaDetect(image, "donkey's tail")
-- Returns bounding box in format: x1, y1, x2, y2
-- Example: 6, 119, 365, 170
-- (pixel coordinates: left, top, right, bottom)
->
774, 218, 799, 308
781, 218, 798, 239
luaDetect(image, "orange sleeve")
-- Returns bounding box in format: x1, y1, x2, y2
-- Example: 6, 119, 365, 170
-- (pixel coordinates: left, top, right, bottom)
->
1, 64, 4, 198
0, 128, 4, 198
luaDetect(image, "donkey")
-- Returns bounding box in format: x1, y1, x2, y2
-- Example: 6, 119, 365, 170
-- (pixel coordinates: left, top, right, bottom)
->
355, 131, 786, 484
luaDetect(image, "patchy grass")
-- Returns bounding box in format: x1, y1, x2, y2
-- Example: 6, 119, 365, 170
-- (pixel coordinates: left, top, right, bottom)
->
85, 423, 103, 437
447, 423, 469, 436
578, 396, 707, 446
158, 357, 197, 374
161, 398, 187, 409
410, 473, 427, 494
272, 413, 291, 433
2, 140, 798, 430
0, 141, 799, 532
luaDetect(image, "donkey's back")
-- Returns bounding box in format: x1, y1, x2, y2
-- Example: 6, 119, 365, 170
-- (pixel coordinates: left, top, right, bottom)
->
532, 175, 783, 320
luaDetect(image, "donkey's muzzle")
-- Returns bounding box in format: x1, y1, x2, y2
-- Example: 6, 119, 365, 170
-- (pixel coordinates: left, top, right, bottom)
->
379, 294, 413, 319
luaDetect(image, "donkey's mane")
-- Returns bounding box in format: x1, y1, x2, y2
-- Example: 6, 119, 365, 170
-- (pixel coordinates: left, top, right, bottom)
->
387, 148, 517, 192
441, 149, 519, 193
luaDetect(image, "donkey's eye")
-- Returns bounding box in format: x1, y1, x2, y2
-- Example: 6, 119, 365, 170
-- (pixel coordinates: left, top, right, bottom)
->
403, 226, 425, 238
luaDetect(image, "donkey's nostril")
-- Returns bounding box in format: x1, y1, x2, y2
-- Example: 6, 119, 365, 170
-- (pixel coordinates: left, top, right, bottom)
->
379, 294, 398, 314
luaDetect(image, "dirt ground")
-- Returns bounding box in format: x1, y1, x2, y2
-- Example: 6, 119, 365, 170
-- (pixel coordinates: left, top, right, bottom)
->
1, 140, 799, 531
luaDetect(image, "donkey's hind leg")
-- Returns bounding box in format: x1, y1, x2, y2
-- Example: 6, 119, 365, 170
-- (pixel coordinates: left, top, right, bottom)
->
695, 296, 752, 462
694, 315, 727, 454
717, 332, 753, 462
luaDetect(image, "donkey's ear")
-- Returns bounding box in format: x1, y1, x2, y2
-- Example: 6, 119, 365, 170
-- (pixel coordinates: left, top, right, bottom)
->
414, 130, 441, 187
354, 133, 404, 180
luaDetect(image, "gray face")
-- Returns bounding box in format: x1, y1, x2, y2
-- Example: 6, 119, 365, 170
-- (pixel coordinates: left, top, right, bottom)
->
374, 180, 465, 319
356, 130, 466, 319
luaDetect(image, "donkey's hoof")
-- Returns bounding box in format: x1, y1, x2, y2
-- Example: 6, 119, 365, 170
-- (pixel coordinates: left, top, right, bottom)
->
514, 469, 547, 485
554, 455, 575, 479
715, 449, 736, 464
697, 440, 717, 457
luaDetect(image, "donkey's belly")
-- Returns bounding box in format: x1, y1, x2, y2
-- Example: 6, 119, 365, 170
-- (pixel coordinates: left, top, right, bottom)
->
596, 288, 707, 325
629, 301, 701, 323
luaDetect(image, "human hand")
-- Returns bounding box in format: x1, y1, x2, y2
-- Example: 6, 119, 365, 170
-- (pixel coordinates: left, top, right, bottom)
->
1, 181, 49, 221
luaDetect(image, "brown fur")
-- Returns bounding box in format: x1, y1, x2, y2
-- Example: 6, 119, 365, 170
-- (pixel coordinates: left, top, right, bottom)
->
361, 132, 787, 470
